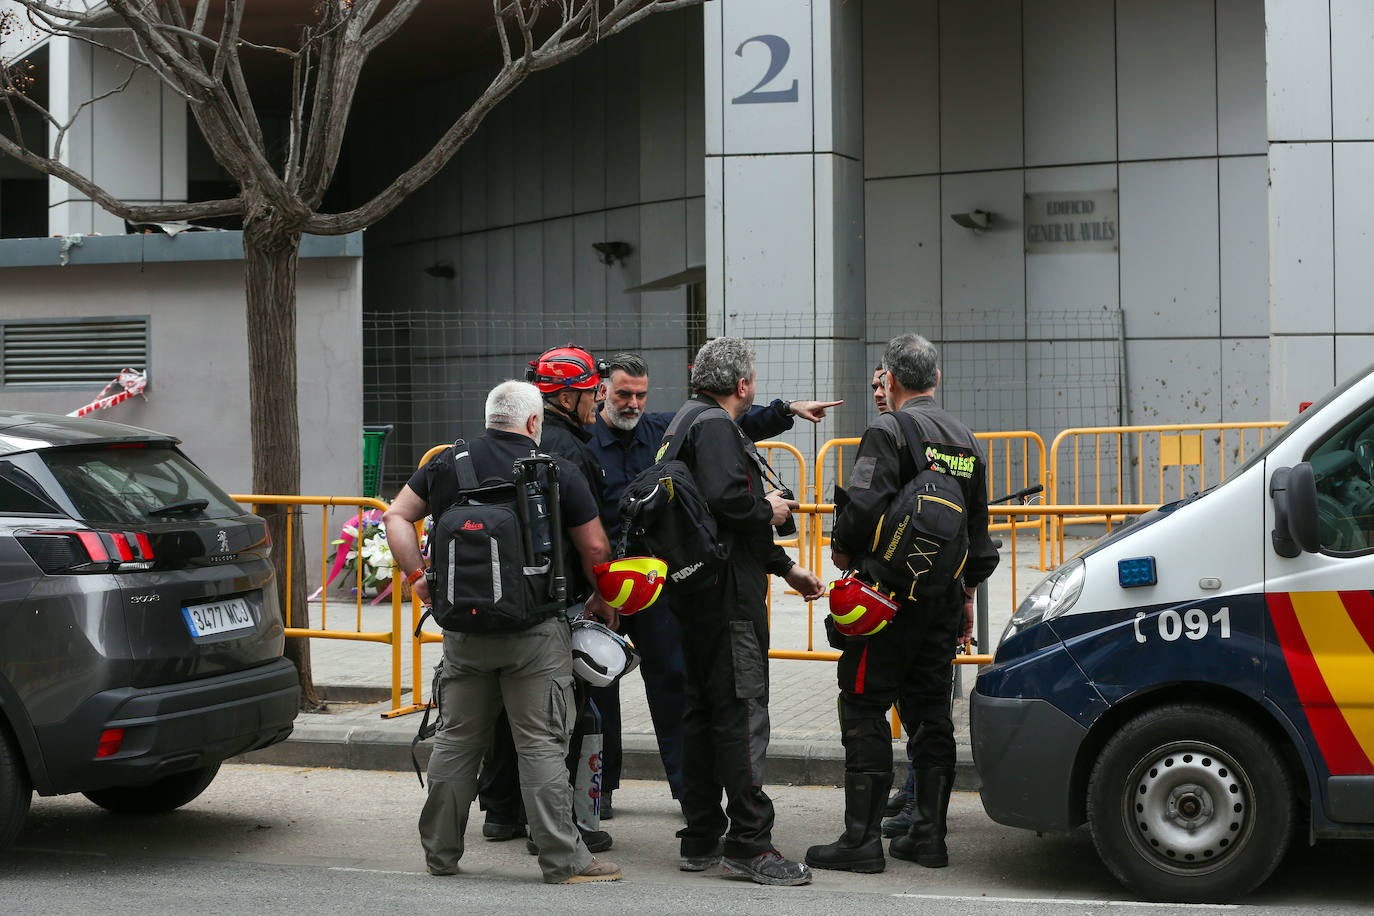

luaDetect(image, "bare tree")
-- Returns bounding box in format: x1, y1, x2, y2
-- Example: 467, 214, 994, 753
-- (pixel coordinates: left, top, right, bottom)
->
0, 0, 700, 709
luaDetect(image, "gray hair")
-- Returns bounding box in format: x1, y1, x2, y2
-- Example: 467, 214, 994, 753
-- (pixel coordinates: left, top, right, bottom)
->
485, 380, 543, 430
882, 334, 939, 393
607, 352, 648, 379
690, 337, 755, 395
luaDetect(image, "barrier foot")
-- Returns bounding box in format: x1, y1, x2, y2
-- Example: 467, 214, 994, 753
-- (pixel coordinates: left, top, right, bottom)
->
381, 701, 434, 719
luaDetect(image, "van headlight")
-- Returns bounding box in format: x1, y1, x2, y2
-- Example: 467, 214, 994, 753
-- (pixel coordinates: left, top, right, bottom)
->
1000, 558, 1086, 645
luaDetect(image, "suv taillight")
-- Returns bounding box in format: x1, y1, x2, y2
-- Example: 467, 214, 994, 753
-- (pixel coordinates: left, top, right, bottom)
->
18, 531, 157, 574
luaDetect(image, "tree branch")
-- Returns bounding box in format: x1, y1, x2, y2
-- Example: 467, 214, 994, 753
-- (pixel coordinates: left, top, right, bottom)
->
358, 0, 423, 53
0, 127, 241, 221
305, 0, 704, 235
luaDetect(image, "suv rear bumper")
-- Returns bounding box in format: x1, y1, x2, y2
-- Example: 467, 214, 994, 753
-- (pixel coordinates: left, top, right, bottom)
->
35, 658, 299, 795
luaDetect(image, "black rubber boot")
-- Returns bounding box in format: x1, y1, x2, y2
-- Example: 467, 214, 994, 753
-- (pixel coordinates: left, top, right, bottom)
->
804, 770, 892, 873
889, 766, 953, 867
883, 789, 909, 818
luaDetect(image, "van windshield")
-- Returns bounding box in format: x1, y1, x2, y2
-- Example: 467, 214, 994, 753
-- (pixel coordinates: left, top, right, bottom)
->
1220, 362, 1374, 485
40, 445, 244, 525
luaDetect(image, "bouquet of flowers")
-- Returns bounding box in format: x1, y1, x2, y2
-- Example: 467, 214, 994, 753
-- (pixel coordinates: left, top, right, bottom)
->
333, 512, 394, 593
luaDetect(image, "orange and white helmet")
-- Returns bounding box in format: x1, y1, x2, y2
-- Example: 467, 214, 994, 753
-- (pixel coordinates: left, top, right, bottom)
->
593, 556, 668, 615
828, 575, 900, 637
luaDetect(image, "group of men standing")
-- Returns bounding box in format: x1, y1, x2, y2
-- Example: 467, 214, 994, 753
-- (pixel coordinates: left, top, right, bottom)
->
383, 332, 997, 886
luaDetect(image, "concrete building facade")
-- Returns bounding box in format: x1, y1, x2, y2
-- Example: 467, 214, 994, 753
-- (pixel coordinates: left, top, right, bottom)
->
4, 0, 1373, 490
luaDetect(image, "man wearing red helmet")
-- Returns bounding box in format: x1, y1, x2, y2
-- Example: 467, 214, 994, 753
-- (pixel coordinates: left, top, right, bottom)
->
807, 334, 999, 875
478, 345, 617, 853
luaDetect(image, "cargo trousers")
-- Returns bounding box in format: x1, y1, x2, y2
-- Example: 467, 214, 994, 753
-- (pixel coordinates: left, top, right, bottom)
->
418, 616, 592, 883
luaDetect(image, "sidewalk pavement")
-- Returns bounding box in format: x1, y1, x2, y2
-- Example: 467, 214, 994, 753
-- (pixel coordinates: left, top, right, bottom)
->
240, 530, 1076, 789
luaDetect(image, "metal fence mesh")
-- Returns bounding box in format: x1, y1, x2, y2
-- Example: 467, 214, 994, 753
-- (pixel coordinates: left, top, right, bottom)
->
363, 308, 1126, 495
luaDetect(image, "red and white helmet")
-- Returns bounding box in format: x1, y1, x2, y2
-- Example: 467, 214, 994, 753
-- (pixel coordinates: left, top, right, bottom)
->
526, 345, 606, 393
593, 557, 667, 615
828, 575, 900, 637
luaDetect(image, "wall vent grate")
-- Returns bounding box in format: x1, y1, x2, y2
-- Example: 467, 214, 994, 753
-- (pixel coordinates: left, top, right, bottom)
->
1, 317, 149, 388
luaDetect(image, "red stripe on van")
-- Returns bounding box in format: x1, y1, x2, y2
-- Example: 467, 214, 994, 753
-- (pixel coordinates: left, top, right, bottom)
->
1339, 590, 1374, 655
1267, 592, 1374, 775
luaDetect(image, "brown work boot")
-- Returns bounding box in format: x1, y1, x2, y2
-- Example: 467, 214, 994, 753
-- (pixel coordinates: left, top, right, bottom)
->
558, 858, 623, 884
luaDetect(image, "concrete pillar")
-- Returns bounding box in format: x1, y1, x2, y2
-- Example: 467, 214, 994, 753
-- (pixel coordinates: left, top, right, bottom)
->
704, 0, 867, 451
1264, 1, 1374, 414
47, 37, 187, 237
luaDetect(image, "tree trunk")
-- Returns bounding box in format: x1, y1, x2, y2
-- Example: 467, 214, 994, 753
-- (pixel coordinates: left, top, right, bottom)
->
243, 218, 323, 711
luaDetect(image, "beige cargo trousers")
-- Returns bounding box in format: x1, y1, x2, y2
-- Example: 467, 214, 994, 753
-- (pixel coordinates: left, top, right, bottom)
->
419, 616, 592, 882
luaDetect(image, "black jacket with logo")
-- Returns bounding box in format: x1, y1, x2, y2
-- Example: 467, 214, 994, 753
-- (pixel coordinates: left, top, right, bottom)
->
831, 395, 999, 590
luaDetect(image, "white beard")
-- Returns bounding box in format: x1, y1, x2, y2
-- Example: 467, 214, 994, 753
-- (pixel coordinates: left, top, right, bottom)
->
607, 409, 642, 431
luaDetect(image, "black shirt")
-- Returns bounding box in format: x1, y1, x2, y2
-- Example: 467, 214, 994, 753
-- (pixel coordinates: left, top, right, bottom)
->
540, 404, 606, 509
407, 428, 599, 530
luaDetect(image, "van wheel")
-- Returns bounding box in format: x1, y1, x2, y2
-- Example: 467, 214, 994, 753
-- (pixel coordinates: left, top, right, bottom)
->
0, 727, 33, 846
1087, 704, 1293, 903
83, 762, 221, 815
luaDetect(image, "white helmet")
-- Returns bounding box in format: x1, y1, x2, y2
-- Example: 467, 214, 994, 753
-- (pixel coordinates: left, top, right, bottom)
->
570, 619, 640, 688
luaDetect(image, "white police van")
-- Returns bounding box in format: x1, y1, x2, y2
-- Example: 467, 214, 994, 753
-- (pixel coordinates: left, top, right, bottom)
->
971, 363, 1374, 903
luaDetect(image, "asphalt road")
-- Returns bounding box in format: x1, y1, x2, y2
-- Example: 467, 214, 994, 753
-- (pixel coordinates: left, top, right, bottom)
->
3, 765, 1371, 915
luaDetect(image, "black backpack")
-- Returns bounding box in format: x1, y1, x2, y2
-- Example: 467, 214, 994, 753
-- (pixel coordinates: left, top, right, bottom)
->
863, 410, 970, 601
422, 441, 567, 634
615, 402, 730, 593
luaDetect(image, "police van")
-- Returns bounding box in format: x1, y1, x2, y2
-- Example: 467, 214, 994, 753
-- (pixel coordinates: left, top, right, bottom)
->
971, 363, 1374, 903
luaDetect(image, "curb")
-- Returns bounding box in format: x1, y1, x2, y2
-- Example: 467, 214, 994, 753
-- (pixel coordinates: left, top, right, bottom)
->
236, 716, 981, 791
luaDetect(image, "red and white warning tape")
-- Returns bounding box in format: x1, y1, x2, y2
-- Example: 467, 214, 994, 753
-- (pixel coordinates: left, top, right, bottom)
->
67, 368, 148, 418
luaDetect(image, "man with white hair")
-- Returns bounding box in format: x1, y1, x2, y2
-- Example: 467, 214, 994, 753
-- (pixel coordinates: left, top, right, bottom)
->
384, 380, 621, 884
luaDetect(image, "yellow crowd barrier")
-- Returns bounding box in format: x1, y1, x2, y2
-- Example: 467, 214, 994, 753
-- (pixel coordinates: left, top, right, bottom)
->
1049, 421, 1284, 507
813, 430, 1049, 571
231, 494, 406, 713
1047, 421, 1284, 563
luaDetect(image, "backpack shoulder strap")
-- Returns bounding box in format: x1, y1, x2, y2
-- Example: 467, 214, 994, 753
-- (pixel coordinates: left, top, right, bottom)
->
888, 409, 931, 480
660, 401, 730, 463
451, 438, 480, 492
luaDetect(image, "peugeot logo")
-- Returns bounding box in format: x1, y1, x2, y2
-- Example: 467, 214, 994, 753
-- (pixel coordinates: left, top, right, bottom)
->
217, 530, 230, 553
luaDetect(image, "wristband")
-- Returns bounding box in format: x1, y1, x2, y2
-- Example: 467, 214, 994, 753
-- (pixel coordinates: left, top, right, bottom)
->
406, 567, 426, 585
783, 399, 794, 416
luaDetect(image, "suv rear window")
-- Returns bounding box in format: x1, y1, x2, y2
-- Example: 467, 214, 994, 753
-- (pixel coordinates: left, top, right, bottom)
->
40, 446, 245, 524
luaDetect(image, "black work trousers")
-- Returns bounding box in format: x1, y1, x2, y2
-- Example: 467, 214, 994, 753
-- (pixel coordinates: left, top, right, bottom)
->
834, 587, 962, 774
586, 598, 688, 800
672, 561, 776, 860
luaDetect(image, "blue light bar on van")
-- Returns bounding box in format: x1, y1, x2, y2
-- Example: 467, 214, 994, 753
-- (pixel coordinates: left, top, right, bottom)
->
1118, 557, 1157, 588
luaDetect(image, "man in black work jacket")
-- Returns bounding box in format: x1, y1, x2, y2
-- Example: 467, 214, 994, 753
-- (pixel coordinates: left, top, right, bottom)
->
588, 351, 841, 813
477, 345, 614, 852
665, 337, 825, 887
807, 333, 999, 874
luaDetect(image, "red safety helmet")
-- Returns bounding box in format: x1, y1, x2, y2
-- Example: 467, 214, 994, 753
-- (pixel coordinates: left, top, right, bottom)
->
527, 345, 607, 393
828, 575, 900, 637
593, 556, 668, 615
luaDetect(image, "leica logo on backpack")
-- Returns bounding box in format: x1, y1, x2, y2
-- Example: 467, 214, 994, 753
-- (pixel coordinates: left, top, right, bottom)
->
462, 520, 484, 531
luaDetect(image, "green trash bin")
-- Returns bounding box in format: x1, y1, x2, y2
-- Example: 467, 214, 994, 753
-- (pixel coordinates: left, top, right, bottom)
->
362, 425, 394, 499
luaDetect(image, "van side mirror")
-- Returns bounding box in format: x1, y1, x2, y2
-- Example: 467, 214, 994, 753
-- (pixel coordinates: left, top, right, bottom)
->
1270, 463, 1321, 557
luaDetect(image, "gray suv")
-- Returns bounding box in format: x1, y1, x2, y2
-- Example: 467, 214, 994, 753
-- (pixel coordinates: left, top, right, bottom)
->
0, 411, 298, 844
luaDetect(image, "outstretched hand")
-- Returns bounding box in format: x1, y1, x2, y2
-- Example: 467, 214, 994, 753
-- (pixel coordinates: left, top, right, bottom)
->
789, 399, 843, 423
